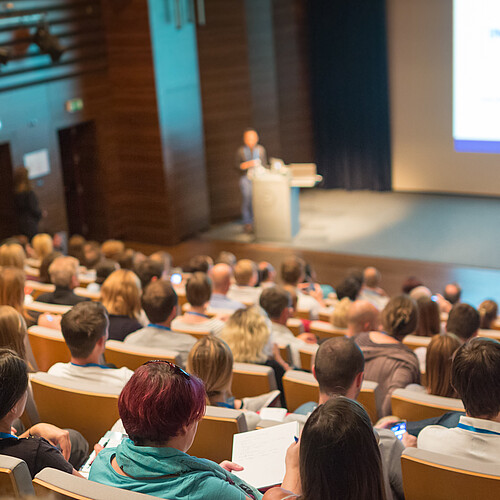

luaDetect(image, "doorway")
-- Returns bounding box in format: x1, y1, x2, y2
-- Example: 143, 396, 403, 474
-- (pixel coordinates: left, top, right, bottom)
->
58, 121, 105, 240
0, 143, 16, 240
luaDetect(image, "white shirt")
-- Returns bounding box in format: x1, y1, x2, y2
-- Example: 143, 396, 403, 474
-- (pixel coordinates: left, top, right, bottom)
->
418, 415, 500, 463
297, 290, 321, 320
47, 363, 134, 392
271, 322, 317, 368
124, 325, 197, 367
227, 285, 263, 305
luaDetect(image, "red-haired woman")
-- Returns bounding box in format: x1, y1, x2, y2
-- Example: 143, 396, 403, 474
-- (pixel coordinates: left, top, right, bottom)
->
89, 361, 261, 499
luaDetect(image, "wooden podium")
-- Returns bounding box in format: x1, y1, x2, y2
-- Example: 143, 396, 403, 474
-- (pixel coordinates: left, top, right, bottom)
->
252, 164, 321, 242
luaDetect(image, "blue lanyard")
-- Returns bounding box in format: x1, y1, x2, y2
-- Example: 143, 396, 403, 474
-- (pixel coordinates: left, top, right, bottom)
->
0, 432, 18, 439
148, 324, 171, 331
70, 362, 113, 369
457, 423, 500, 436
186, 311, 210, 319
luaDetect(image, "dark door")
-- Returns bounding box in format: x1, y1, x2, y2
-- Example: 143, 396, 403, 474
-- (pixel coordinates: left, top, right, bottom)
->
0, 143, 16, 240
58, 121, 105, 240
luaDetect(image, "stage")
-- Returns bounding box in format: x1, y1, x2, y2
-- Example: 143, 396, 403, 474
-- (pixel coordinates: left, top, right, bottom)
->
203, 189, 500, 270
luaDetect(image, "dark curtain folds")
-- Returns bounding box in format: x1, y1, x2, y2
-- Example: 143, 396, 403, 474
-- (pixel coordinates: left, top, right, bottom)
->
307, 1, 391, 190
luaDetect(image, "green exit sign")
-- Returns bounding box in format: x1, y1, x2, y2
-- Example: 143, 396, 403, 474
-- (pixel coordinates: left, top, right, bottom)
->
65, 98, 84, 113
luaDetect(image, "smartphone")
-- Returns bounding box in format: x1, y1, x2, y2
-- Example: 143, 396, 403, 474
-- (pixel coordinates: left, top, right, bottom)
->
431, 295, 439, 302
391, 421, 407, 440
170, 273, 182, 285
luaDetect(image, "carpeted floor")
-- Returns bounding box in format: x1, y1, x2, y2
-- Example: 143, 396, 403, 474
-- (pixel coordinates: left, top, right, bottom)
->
203, 189, 500, 270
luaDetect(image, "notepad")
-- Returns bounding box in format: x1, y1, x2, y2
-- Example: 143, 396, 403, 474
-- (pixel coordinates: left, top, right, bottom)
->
231, 421, 299, 489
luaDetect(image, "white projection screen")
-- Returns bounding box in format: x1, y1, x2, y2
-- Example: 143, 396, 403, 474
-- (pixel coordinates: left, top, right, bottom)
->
388, 0, 500, 196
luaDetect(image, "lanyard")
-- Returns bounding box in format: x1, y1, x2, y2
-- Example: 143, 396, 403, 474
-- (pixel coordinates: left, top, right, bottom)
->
457, 423, 500, 436
70, 362, 113, 369
186, 311, 210, 319
148, 324, 171, 331
0, 432, 18, 440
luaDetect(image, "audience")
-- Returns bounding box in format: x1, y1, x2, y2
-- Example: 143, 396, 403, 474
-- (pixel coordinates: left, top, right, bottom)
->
227, 259, 262, 305
265, 398, 386, 500
37, 256, 89, 306
443, 282, 461, 305
258, 261, 277, 287
117, 248, 136, 270
0, 243, 25, 270
31, 233, 53, 261
335, 276, 362, 302
356, 295, 420, 416
124, 280, 196, 367
259, 286, 317, 368
149, 250, 172, 278
358, 266, 389, 310
82, 241, 102, 269
215, 251, 237, 267
86, 258, 118, 293
0, 267, 25, 317
414, 296, 441, 337
186, 254, 213, 274
89, 361, 261, 499
100, 269, 143, 342
39, 251, 63, 284
67, 235, 86, 263
479, 299, 498, 330
418, 338, 500, 463
101, 239, 125, 262
208, 263, 244, 311
446, 302, 480, 342
171, 273, 225, 335
346, 300, 380, 338
48, 302, 133, 390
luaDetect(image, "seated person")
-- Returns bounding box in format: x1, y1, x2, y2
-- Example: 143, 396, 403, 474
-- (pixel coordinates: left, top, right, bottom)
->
346, 300, 380, 338
259, 286, 317, 368
264, 398, 386, 500
82, 241, 103, 270
208, 264, 244, 311
331, 297, 351, 329
227, 259, 262, 305
100, 269, 143, 342
101, 239, 125, 262
186, 254, 214, 274
89, 360, 262, 499
134, 258, 164, 289
31, 233, 53, 262
446, 302, 480, 342
171, 273, 225, 335
443, 282, 461, 305
187, 336, 280, 429
358, 266, 389, 310
124, 280, 196, 367
37, 256, 89, 306
86, 259, 117, 293
280, 256, 323, 319
356, 295, 420, 417
479, 299, 498, 330
418, 338, 500, 463
48, 302, 133, 390
258, 262, 277, 288
215, 251, 237, 268
39, 251, 63, 284
0, 349, 80, 478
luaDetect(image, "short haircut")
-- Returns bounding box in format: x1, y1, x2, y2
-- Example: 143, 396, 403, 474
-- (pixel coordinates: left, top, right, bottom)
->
215, 251, 237, 267
119, 362, 205, 445
443, 282, 462, 305
336, 277, 361, 301
363, 267, 381, 288
39, 251, 63, 283
281, 256, 305, 286
117, 249, 136, 270
446, 303, 480, 341
186, 272, 212, 307
187, 255, 213, 274
259, 286, 290, 319
95, 259, 118, 285
61, 302, 109, 358
233, 259, 257, 286
135, 258, 164, 289
401, 276, 423, 295
48, 256, 79, 288
0, 349, 28, 421
68, 234, 86, 261
479, 300, 498, 330
141, 280, 178, 324
314, 337, 364, 396
451, 338, 500, 418
101, 239, 125, 261
381, 295, 418, 341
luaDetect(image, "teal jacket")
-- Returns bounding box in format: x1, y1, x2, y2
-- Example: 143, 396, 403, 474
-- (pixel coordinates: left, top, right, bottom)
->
89, 438, 263, 500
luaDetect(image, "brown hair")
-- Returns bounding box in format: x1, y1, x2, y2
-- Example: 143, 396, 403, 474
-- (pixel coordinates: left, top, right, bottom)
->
0, 306, 27, 360
478, 300, 498, 330
101, 269, 142, 318
186, 272, 212, 307
101, 239, 125, 261
280, 256, 305, 286
425, 333, 461, 398
381, 295, 417, 341
415, 297, 441, 337
0, 267, 25, 314
0, 243, 25, 270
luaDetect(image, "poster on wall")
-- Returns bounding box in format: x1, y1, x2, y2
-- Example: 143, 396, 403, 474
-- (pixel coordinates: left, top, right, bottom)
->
23, 149, 51, 179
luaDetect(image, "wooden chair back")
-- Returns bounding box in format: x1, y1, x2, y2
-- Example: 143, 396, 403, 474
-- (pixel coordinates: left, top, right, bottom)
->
391, 388, 464, 421
30, 374, 120, 447
27, 326, 70, 372
285, 318, 304, 336
105, 340, 180, 371
170, 326, 211, 341
309, 321, 347, 340
298, 346, 316, 371
25, 280, 54, 300
403, 334, 432, 351
231, 362, 278, 399
401, 448, 500, 500
0, 455, 34, 497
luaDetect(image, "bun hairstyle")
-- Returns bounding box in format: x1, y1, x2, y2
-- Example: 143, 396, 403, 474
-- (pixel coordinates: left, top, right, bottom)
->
0, 349, 28, 420
382, 295, 418, 341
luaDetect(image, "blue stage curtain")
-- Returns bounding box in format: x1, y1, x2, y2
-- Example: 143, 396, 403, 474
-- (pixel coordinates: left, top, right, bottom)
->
307, 1, 391, 190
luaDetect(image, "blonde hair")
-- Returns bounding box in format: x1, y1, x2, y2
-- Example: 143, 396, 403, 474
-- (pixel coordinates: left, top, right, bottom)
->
101, 269, 142, 318
101, 240, 125, 261
426, 333, 461, 398
233, 259, 257, 286
0, 306, 27, 360
0, 243, 25, 270
31, 233, 53, 260
220, 306, 270, 363
332, 297, 352, 328
49, 256, 79, 288
0, 267, 25, 314
187, 336, 233, 404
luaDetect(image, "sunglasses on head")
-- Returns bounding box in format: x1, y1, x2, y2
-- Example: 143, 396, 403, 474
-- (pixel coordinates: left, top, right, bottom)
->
143, 360, 190, 380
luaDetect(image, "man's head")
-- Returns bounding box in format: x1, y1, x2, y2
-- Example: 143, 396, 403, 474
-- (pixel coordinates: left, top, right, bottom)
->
215, 251, 237, 268
281, 256, 305, 287
141, 280, 178, 325
135, 258, 164, 289
363, 267, 381, 289
259, 286, 291, 324
443, 282, 462, 305
335, 277, 361, 301
313, 337, 365, 401
209, 263, 233, 295
186, 273, 212, 307
243, 128, 259, 149
258, 261, 276, 284
61, 302, 109, 359
451, 338, 500, 420
48, 256, 79, 289
347, 300, 380, 336
446, 303, 479, 342
234, 259, 258, 287
187, 255, 213, 274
